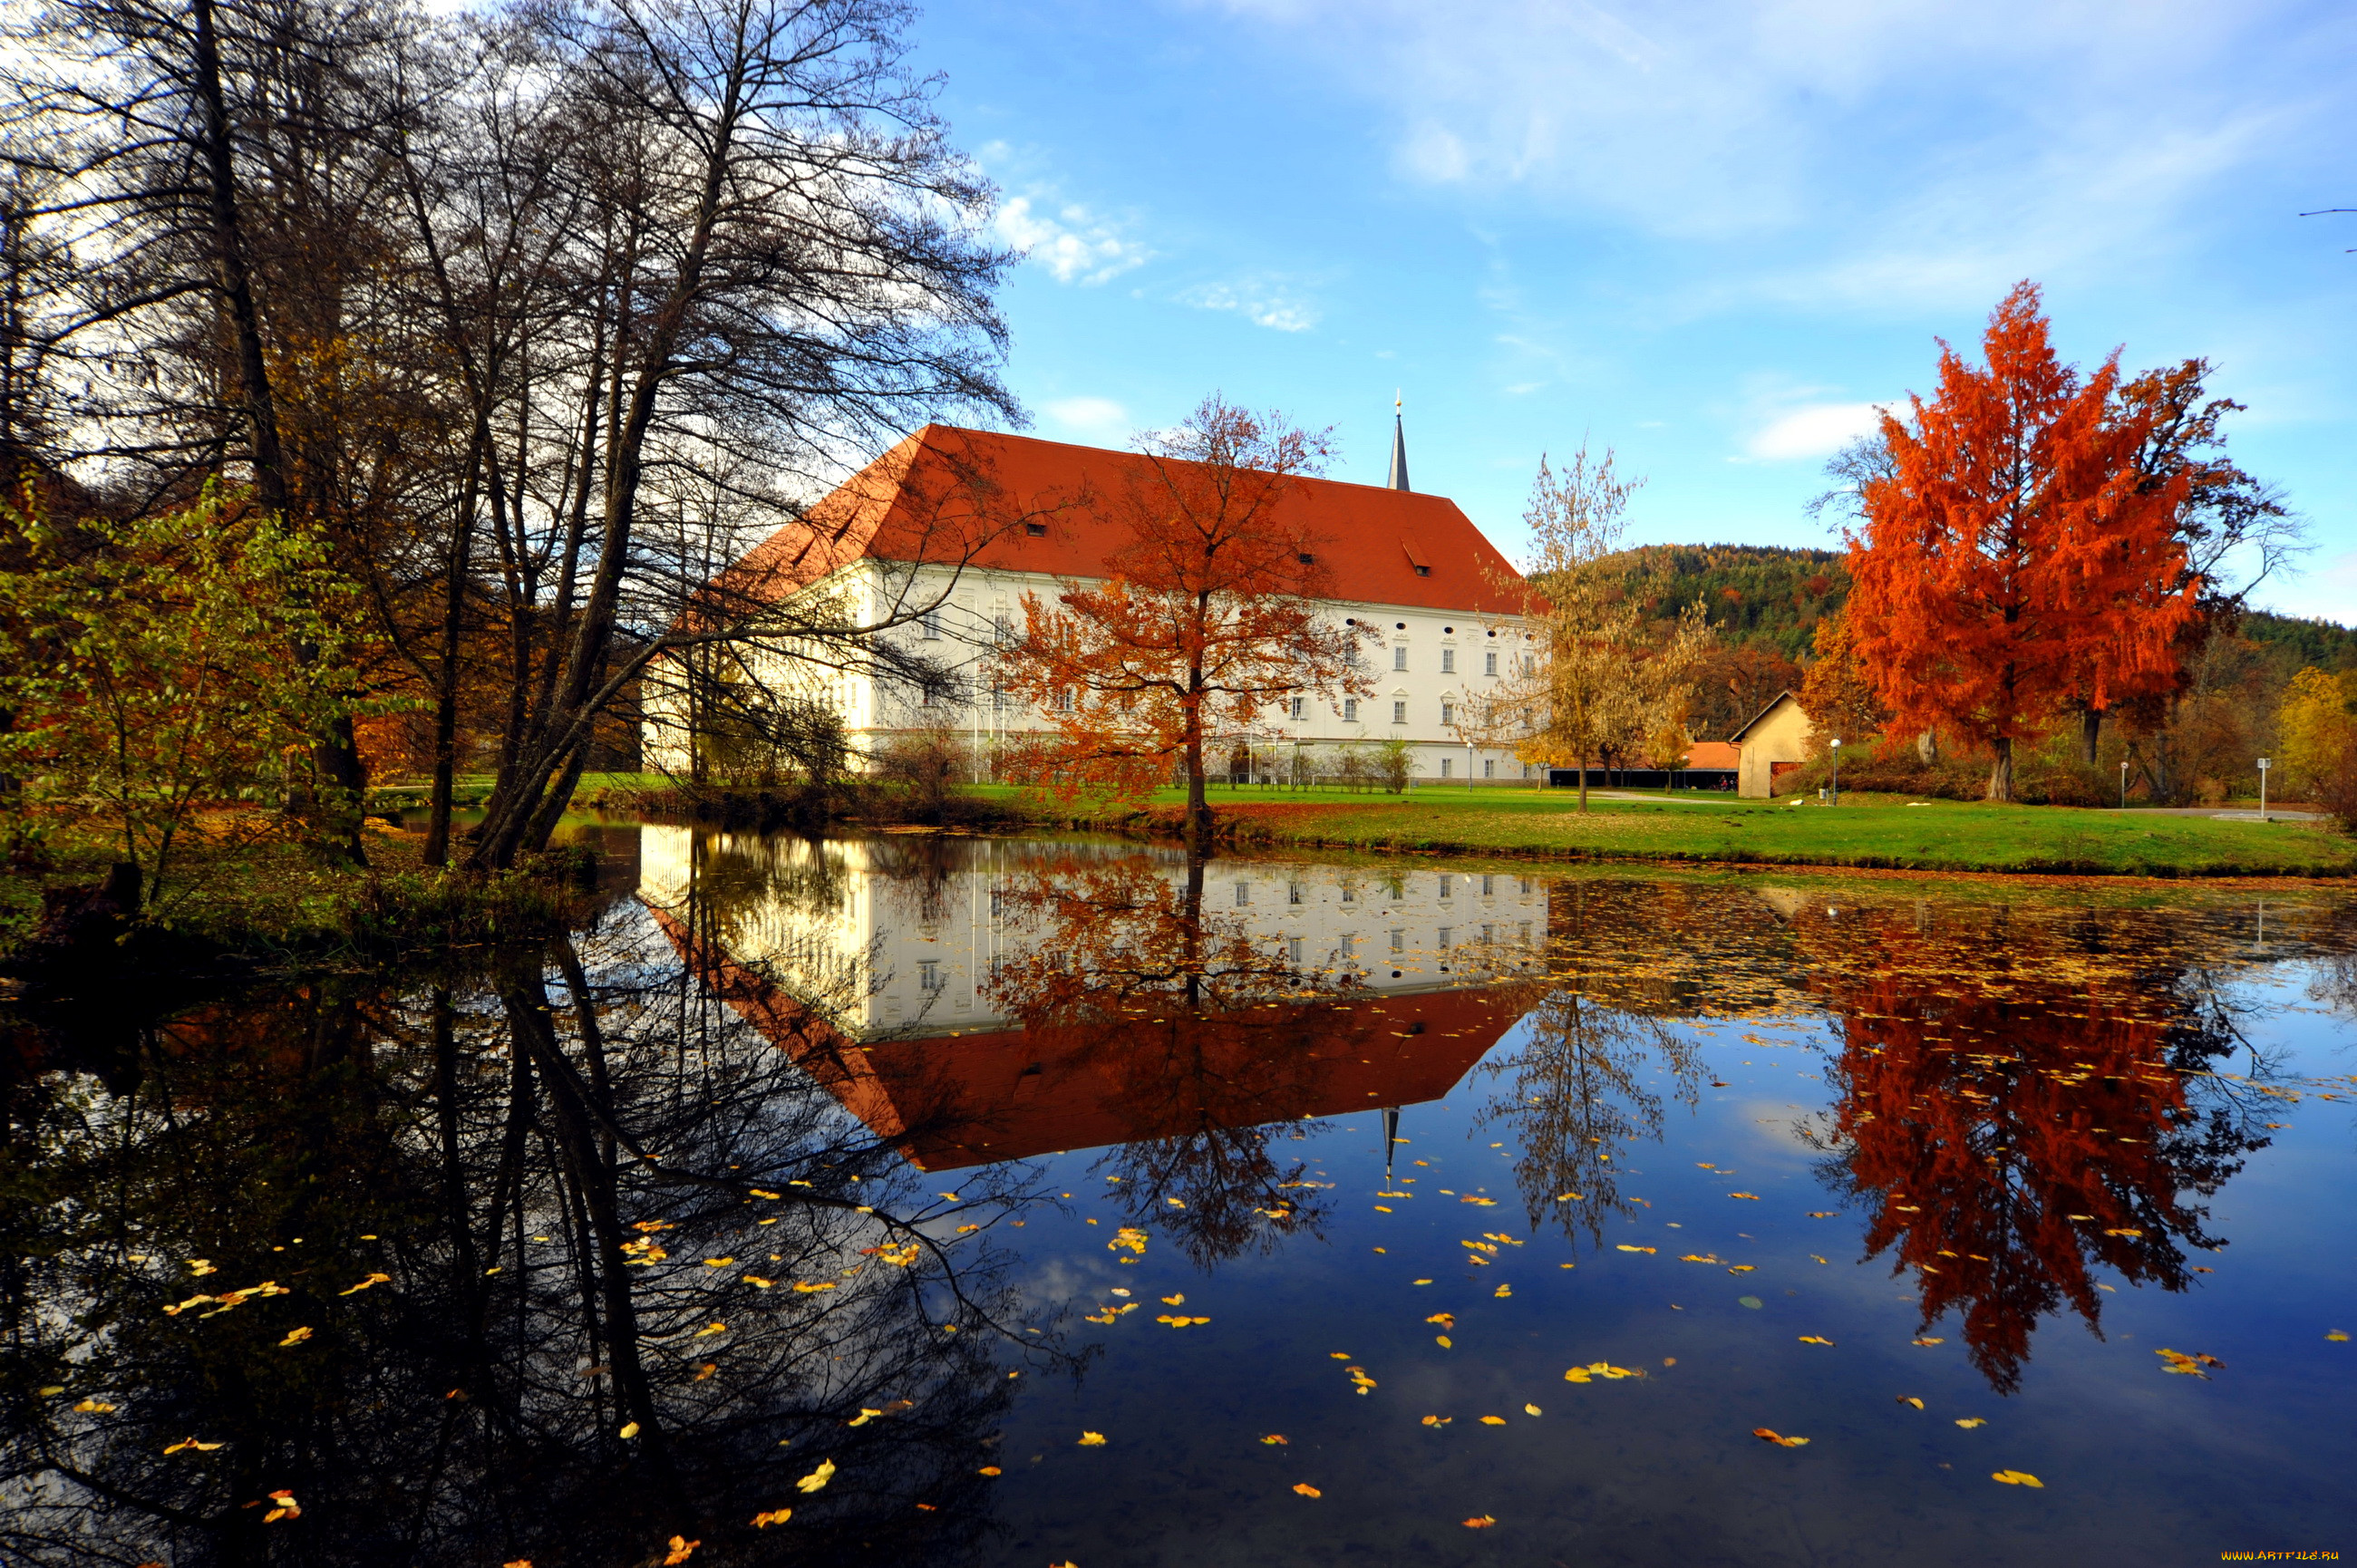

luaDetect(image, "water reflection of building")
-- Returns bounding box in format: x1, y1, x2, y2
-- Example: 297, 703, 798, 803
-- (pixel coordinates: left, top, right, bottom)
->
636, 828, 1547, 1167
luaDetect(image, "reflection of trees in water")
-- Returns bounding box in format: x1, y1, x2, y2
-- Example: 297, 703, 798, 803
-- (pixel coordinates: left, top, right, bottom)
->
985, 851, 1364, 1269
1799, 904, 2277, 1394
0, 918, 1065, 1567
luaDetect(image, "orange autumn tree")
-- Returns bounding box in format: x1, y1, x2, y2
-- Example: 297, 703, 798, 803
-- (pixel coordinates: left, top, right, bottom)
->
999, 396, 1372, 849
1847, 283, 2201, 799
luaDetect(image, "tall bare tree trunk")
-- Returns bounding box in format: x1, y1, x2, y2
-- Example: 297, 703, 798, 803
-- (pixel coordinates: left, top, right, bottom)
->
1987, 736, 2014, 801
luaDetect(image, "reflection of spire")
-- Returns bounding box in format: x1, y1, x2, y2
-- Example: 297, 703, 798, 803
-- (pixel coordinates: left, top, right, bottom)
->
1382, 1106, 1400, 1184
1385, 392, 1411, 492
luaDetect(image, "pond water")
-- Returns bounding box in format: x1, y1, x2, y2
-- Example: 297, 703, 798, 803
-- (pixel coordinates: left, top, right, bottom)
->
4, 827, 2353, 1567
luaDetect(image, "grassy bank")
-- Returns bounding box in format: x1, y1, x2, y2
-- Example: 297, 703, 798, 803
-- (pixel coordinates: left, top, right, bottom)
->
962, 783, 2357, 878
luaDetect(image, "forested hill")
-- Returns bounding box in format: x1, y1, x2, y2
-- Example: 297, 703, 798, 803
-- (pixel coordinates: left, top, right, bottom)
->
1601, 542, 2357, 672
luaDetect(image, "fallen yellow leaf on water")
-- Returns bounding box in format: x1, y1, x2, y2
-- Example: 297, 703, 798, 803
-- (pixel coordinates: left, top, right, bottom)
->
1726, 1264, 1756, 1273
1809, 1255, 1828, 1265
277, 1327, 312, 1348
1728, 1193, 1761, 1201
1422, 1415, 1452, 1426
1435, 1334, 1453, 1348
791, 1282, 835, 1294
1494, 1284, 1512, 1298
694, 1324, 728, 1338
1912, 1337, 1945, 1347
338, 1273, 392, 1296
618, 1421, 641, 1439
2156, 1348, 2224, 1378
704, 1257, 735, 1268
1329, 1351, 1352, 1359
1426, 1312, 1455, 1329
848, 1408, 884, 1426
1157, 1314, 1210, 1327
1991, 1469, 2043, 1487
978, 1466, 1002, 1476
1897, 1397, 1924, 1409
1799, 1336, 1835, 1347
1556, 1192, 1584, 1202
1161, 1294, 1185, 1305
797, 1459, 837, 1492
1807, 1211, 1838, 1218
1463, 1515, 1496, 1528
752, 1509, 791, 1527
1955, 1418, 1986, 1428
1294, 1483, 1322, 1497
164, 1437, 224, 1454
1260, 1435, 1287, 1446
1679, 1253, 1723, 1264
1752, 1428, 1809, 1447
663, 1536, 698, 1564
2328, 1331, 2350, 1341
1077, 1432, 1107, 1447
2102, 1228, 2144, 1238
1374, 1205, 1393, 1213
1615, 1245, 1656, 1254
1109, 1226, 1149, 1255
1346, 1366, 1378, 1394
1479, 1416, 1508, 1426
1525, 1403, 1543, 1416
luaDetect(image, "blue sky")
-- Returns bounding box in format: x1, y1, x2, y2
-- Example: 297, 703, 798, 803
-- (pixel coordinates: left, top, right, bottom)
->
916, 0, 2357, 624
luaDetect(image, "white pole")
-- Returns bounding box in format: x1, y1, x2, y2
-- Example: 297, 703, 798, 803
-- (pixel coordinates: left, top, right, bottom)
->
2257, 757, 2270, 821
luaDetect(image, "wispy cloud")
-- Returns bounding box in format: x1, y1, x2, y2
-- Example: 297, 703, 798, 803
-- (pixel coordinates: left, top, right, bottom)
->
994, 196, 1153, 286
1746, 402, 1887, 461
1178, 278, 1321, 332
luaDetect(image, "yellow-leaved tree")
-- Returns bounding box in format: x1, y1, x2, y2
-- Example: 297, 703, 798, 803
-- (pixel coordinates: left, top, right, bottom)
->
2275, 666, 2357, 807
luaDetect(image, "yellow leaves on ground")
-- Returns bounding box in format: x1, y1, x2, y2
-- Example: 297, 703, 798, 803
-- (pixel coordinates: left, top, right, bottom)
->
1076, 1432, 1108, 1447
1156, 1314, 1211, 1327
1161, 1293, 1185, 1305
618, 1422, 641, 1439
1728, 1193, 1762, 1201
1564, 1362, 1641, 1383
1896, 1396, 1924, 1409
1426, 1312, 1456, 1329
1260, 1434, 1288, 1446
978, 1466, 1003, 1476
797, 1458, 837, 1492
1463, 1515, 1497, 1528
662, 1535, 699, 1564
1434, 1335, 1453, 1348
1421, 1415, 1452, 1427
1991, 1470, 2043, 1487
1752, 1428, 1809, 1447
2156, 1348, 2224, 1378
73, 1399, 116, 1413
164, 1437, 224, 1454
1615, 1244, 1657, 1254
1293, 1482, 1322, 1497
338, 1273, 393, 1296
1479, 1416, 1508, 1426
1345, 1365, 1378, 1395
751, 1509, 791, 1527
1109, 1227, 1149, 1256
1798, 1335, 1835, 1347
276, 1327, 313, 1348
1955, 1418, 1987, 1428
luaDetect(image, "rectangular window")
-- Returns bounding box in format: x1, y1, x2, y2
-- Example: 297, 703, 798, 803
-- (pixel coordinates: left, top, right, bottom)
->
1440, 758, 1452, 778
1518, 920, 1532, 944
990, 889, 1005, 918
1288, 881, 1305, 905
1480, 923, 1494, 944
1341, 932, 1358, 963
1054, 689, 1073, 712
1440, 702, 1455, 726
1343, 698, 1359, 721
994, 612, 1013, 644
1390, 929, 1405, 953
1483, 759, 1495, 779
1236, 882, 1251, 907
991, 681, 1007, 711
1485, 650, 1498, 676
1290, 695, 1306, 720
1440, 648, 1455, 673
1392, 701, 1407, 724
1340, 886, 1355, 903
1481, 875, 1495, 895
1287, 936, 1305, 968
917, 960, 944, 992
1393, 645, 1408, 671
1439, 875, 1451, 899
1438, 926, 1452, 950
920, 609, 941, 640
1518, 878, 1533, 895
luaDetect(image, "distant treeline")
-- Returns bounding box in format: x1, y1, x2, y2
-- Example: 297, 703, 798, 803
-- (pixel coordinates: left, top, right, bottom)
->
1596, 542, 2357, 741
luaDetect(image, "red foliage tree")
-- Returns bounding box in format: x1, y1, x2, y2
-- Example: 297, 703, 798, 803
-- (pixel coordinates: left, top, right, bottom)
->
1847, 283, 2200, 799
999, 397, 1371, 849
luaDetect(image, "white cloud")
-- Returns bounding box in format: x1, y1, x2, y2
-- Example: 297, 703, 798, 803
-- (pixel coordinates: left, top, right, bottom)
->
1746, 402, 1888, 460
994, 196, 1152, 286
1178, 279, 1321, 332
1043, 396, 1130, 434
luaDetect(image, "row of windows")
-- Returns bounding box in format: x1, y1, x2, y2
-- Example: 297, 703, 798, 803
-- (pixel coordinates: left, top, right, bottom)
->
1236, 874, 1535, 905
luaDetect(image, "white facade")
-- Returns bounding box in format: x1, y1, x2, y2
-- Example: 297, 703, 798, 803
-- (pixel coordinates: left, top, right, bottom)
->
636, 827, 1549, 1040
642, 557, 1537, 785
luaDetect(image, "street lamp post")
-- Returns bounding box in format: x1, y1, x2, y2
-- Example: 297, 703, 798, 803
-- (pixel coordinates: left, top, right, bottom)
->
1829, 737, 1841, 805
2119, 759, 2129, 810
2257, 757, 2271, 822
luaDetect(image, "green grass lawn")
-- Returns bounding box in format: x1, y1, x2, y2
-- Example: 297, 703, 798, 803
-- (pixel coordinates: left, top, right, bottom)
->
965, 782, 2356, 877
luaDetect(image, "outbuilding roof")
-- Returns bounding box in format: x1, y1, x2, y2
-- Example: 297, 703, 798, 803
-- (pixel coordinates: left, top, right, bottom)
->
1729, 690, 1805, 743
712, 424, 1527, 616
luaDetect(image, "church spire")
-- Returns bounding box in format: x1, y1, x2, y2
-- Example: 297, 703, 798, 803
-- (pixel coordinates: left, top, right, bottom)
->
1385, 391, 1411, 492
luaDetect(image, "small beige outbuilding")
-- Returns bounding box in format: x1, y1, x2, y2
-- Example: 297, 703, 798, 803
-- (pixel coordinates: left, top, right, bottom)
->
1731, 691, 1815, 799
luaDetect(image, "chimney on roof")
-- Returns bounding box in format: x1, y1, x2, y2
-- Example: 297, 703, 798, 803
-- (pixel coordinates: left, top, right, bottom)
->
1385, 392, 1411, 492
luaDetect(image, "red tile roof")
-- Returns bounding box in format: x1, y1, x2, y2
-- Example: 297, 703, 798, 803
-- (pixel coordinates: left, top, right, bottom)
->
716, 424, 1527, 616
1683, 740, 1741, 769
